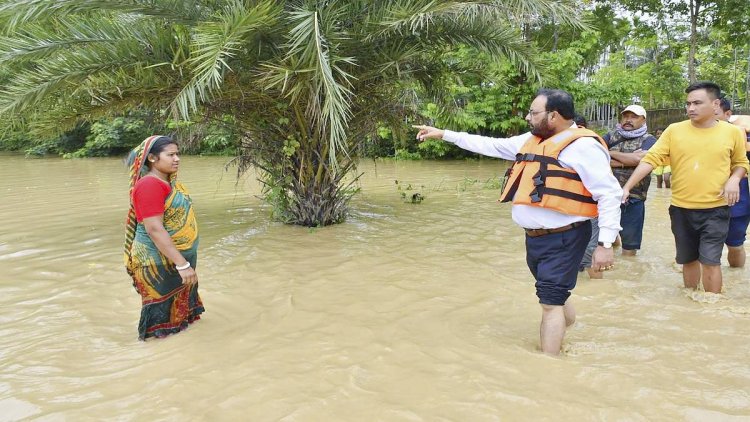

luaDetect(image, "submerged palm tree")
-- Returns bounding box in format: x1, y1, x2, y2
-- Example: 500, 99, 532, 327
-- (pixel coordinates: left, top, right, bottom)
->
0, 0, 583, 226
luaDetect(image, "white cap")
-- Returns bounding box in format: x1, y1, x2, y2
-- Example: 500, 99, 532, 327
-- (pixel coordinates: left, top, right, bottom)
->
621, 105, 647, 117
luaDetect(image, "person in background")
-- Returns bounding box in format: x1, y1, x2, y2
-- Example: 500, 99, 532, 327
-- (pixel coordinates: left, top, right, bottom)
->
622, 82, 749, 293
729, 114, 750, 132
414, 90, 622, 355
718, 98, 750, 267
652, 128, 672, 189
604, 105, 657, 256
124, 135, 205, 340
573, 114, 603, 279
573, 114, 588, 129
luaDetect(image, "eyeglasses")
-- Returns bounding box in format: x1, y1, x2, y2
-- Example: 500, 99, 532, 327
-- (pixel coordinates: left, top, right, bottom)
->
527, 110, 548, 117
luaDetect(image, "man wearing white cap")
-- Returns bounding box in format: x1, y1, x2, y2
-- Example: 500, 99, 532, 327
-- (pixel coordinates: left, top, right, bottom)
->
602, 104, 657, 258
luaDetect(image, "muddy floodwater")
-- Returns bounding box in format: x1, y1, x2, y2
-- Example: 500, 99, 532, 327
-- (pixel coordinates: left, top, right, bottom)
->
1, 154, 749, 421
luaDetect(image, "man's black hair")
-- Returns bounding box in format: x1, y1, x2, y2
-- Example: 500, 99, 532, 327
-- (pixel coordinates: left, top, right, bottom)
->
536, 88, 575, 119
685, 81, 722, 100
573, 114, 588, 128
719, 97, 732, 112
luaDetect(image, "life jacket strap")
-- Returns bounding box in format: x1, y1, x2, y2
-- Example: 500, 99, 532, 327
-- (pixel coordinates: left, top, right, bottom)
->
514, 153, 562, 167
542, 169, 582, 181
538, 187, 597, 204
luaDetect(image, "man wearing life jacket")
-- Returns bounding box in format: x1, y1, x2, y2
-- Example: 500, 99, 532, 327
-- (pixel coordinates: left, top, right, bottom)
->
414, 89, 623, 355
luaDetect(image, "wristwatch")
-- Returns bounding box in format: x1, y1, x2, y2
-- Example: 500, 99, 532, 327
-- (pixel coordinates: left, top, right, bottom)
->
597, 241, 613, 249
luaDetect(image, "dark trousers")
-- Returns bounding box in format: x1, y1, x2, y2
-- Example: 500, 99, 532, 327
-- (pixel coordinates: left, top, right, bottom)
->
620, 198, 645, 250
525, 221, 592, 306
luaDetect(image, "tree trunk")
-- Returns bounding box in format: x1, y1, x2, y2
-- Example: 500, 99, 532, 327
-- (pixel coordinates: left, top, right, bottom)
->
285, 137, 356, 227
552, 16, 558, 52
688, 0, 701, 83
238, 122, 359, 227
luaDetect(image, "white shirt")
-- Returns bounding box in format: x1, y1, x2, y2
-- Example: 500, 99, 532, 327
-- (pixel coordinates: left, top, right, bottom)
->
442, 126, 622, 243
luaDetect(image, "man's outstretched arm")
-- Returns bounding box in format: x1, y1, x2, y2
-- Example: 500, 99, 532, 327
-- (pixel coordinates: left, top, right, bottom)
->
413, 125, 528, 161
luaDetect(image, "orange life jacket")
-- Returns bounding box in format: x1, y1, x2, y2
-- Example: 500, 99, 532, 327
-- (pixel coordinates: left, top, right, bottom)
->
499, 128, 608, 217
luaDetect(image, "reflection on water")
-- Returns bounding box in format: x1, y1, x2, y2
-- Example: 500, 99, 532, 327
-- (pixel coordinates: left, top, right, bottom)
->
1, 154, 749, 421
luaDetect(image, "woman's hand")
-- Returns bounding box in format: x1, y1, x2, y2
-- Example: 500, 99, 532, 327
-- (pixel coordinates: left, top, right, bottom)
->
143, 215, 198, 285
178, 266, 198, 285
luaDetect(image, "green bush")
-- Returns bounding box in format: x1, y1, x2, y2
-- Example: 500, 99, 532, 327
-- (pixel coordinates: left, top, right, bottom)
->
21, 123, 89, 157
0, 131, 29, 151
393, 148, 422, 160
199, 116, 240, 155
67, 117, 150, 157
361, 133, 396, 158
417, 139, 455, 159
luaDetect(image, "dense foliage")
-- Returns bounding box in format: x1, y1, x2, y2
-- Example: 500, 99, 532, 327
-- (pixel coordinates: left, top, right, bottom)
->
364, 0, 750, 157
0, 0, 586, 226
0, 0, 748, 224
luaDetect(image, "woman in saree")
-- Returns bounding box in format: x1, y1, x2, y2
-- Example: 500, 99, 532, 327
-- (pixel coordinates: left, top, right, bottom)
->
124, 135, 204, 340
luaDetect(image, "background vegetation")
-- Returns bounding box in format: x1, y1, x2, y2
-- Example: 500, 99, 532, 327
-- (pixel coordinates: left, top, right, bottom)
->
0, 0, 748, 225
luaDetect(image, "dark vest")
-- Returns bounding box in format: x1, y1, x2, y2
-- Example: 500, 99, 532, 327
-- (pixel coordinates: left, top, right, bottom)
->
608, 131, 655, 200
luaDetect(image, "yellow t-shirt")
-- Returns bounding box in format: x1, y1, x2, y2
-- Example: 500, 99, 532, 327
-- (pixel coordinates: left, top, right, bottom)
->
642, 120, 749, 209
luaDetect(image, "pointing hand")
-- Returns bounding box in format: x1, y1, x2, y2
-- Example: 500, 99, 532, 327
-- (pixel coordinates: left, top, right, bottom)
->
412, 125, 445, 142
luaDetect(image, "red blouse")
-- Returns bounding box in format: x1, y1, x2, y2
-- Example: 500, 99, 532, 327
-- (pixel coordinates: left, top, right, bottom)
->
133, 176, 171, 222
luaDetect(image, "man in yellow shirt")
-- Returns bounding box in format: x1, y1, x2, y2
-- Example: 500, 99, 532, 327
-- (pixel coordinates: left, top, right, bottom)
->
621, 82, 749, 293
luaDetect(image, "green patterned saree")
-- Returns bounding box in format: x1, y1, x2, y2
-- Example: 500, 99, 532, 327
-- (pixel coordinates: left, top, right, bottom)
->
124, 136, 205, 340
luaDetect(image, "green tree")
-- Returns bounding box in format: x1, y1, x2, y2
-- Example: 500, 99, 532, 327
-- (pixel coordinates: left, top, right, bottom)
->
0, 0, 584, 226
614, 0, 749, 84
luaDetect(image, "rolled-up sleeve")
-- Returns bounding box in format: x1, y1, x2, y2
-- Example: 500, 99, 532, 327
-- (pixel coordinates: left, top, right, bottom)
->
559, 138, 623, 243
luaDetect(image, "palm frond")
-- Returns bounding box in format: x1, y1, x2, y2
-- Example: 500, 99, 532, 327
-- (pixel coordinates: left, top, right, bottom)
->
284, 5, 355, 168
0, 0, 206, 32
0, 39, 159, 115
368, 0, 587, 40
427, 19, 541, 81
367, 0, 517, 38
170, 0, 280, 119
355, 10, 542, 84
493, 0, 587, 30
0, 15, 160, 62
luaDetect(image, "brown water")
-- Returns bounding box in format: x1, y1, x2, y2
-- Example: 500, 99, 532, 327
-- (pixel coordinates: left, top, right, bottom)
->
1, 154, 749, 421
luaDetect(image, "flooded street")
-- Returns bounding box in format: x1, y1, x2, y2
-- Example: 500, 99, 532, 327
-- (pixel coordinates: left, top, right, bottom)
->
1, 154, 749, 421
